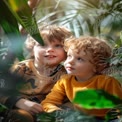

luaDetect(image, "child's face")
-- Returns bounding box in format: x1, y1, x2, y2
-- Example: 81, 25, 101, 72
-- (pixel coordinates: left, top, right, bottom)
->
33, 40, 66, 67
64, 49, 96, 81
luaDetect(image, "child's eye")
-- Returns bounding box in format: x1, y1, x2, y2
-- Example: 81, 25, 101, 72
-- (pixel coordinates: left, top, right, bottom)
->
55, 44, 63, 48
77, 57, 84, 61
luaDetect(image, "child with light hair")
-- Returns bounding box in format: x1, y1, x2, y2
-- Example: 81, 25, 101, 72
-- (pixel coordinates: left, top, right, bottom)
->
1, 24, 73, 122
42, 36, 122, 122
23, 24, 72, 59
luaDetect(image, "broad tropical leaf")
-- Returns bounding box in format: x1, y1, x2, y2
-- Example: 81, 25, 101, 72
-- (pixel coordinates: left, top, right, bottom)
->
0, 0, 24, 60
3, 0, 44, 46
73, 89, 122, 109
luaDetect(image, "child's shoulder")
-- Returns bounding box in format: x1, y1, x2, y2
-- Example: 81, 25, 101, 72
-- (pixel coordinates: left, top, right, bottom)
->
10, 59, 34, 73
57, 74, 73, 85
60, 74, 73, 80
15, 59, 33, 67
18, 59, 33, 64
96, 74, 119, 82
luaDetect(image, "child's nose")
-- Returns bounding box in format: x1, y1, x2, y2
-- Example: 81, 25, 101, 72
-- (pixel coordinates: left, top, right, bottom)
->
47, 46, 54, 52
68, 58, 74, 64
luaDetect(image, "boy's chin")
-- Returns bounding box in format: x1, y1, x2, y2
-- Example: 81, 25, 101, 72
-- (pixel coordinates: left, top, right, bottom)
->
66, 71, 73, 75
45, 62, 58, 67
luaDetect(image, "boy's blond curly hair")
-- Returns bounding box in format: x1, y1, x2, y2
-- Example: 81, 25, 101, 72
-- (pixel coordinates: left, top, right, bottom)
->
23, 24, 73, 59
64, 36, 112, 74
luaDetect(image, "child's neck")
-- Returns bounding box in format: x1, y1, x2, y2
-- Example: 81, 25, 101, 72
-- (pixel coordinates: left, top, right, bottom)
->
34, 63, 59, 77
75, 74, 96, 82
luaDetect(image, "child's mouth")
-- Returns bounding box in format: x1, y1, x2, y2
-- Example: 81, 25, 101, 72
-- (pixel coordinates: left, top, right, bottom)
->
45, 55, 56, 58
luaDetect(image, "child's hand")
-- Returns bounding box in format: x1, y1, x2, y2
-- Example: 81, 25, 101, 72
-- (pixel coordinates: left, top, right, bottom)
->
15, 98, 43, 115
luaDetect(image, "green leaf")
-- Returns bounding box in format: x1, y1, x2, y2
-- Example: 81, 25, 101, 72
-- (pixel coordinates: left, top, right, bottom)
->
73, 89, 122, 109
37, 109, 95, 122
37, 112, 56, 122
120, 31, 122, 45
3, 0, 44, 46
0, 1, 19, 35
0, 0, 25, 61
0, 103, 8, 112
106, 104, 122, 120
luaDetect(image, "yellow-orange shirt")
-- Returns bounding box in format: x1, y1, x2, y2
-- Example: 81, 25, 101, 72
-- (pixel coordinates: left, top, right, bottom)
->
42, 74, 122, 117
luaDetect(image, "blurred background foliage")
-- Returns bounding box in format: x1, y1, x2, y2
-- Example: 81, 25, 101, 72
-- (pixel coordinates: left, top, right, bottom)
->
36, 0, 122, 40
0, 0, 122, 121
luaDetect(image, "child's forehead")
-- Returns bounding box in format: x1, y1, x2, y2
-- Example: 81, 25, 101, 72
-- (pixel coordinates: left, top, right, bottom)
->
41, 32, 64, 43
36, 39, 63, 45
68, 48, 92, 59
68, 48, 86, 55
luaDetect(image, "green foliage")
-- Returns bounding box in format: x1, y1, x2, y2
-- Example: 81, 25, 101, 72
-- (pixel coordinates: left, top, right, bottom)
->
73, 89, 122, 109
0, 0, 24, 61
0, 104, 8, 113
3, 0, 44, 46
36, 0, 122, 40
72, 89, 122, 121
103, 31, 122, 82
0, 0, 44, 61
113, 31, 122, 48
106, 104, 122, 120
0, 0, 44, 71
37, 109, 95, 122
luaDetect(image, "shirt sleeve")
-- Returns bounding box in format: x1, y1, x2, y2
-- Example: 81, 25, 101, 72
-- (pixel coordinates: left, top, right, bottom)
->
41, 78, 66, 112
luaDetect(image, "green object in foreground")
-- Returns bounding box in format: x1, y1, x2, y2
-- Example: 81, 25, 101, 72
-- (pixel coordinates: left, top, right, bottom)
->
3, 0, 44, 46
0, 104, 8, 112
37, 109, 95, 122
73, 89, 122, 109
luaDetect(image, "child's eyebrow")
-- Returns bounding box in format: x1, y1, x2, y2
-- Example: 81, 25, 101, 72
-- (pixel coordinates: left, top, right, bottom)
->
77, 53, 92, 61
